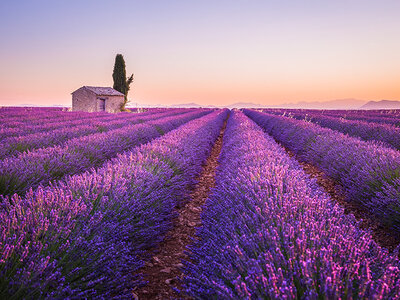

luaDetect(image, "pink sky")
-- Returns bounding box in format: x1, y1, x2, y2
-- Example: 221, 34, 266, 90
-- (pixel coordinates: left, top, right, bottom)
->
0, 1, 400, 107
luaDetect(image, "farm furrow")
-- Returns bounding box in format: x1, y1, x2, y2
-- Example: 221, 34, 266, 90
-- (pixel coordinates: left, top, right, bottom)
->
183, 110, 400, 298
271, 110, 400, 151
3, 106, 400, 299
1, 110, 106, 125
320, 111, 400, 127
0, 109, 210, 196
264, 108, 400, 127
255, 109, 400, 248
284, 147, 400, 250
0, 112, 123, 140
0, 108, 79, 124
0, 109, 189, 158
0, 109, 228, 299
244, 109, 400, 234
0, 108, 184, 142
134, 113, 228, 300
0, 107, 164, 121
0, 107, 164, 126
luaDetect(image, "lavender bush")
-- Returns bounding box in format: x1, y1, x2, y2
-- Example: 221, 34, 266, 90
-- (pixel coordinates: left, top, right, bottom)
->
0, 109, 228, 298
0, 108, 189, 158
265, 108, 400, 127
269, 110, 400, 151
183, 110, 400, 299
0, 108, 185, 141
245, 109, 400, 233
0, 109, 210, 196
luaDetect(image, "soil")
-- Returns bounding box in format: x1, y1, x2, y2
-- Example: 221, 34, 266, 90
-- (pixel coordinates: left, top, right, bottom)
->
284, 148, 400, 252
132, 117, 400, 299
133, 119, 227, 300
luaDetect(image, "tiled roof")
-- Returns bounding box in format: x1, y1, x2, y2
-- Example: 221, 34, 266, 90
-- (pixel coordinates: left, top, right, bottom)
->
75, 86, 124, 96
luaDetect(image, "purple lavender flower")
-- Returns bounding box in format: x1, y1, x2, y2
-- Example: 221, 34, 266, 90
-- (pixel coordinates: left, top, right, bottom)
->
0, 109, 228, 298
183, 110, 400, 299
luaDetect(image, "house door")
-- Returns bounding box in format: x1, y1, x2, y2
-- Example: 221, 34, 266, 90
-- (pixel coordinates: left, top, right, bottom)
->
98, 99, 106, 111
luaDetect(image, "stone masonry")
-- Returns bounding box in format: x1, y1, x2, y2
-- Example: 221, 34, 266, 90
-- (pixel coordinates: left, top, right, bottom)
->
71, 86, 125, 113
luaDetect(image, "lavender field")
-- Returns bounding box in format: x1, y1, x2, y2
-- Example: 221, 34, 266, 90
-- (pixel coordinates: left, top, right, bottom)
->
1, 107, 400, 299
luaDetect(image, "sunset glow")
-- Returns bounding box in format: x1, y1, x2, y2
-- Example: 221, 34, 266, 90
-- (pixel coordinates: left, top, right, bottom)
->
0, 0, 400, 107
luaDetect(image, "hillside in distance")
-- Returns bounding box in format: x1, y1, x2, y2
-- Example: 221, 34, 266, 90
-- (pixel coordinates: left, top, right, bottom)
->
276, 98, 367, 109
226, 102, 266, 109
359, 100, 400, 110
168, 99, 369, 109
135, 99, 369, 109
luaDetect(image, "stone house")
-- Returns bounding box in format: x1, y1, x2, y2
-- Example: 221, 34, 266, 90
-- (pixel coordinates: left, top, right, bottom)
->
71, 86, 125, 113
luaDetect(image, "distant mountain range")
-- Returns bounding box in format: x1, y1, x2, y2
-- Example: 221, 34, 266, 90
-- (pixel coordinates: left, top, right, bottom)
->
169, 102, 202, 108
8, 99, 400, 110
275, 98, 368, 110
165, 99, 400, 110
225, 102, 266, 109
169, 102, 219, 108
157, 99, 369, 109
359, 100, 400, 110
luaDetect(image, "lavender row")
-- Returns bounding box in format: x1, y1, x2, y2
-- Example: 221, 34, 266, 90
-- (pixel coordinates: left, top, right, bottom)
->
0, 109, 227, 299
127, 107, 167, 114
183, 110, 400, 299
273, 110, 400, 151
265, 108, 400, 127
330, 113, 400, 128
0, 119, 127, 158
245, 109, 400, 233
0, 107, 165, 125
322, 109, 400, 123
0, 108, 176, 141
0, 106, 162, 118
0, 109, 210, 196
0, 108, 193, 160
0, 109, 102, 126
1, 108, 167, 128
265, 108, 400, 119
334, 115, 400, 127
0, 106, 65, 118
0, 109, 189, 159
0, 112, 117, 140
314, 111, 400, 128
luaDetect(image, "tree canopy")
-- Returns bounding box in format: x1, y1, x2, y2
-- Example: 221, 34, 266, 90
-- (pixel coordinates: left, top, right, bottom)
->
112, 54, 133, 111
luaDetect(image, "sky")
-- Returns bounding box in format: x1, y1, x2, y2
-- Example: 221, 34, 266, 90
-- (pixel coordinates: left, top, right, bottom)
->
0, 0, 400, 107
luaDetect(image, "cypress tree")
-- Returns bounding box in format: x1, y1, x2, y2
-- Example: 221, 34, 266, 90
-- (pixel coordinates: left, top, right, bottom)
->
112, 54, 133, 111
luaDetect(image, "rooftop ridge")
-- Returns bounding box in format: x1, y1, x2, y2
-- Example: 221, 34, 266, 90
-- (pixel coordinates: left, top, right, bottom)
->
72, 86, 124, 96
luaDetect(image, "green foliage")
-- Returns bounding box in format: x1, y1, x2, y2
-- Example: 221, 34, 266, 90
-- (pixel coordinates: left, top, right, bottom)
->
112, 54, 134, 111
112, 54, 127, 94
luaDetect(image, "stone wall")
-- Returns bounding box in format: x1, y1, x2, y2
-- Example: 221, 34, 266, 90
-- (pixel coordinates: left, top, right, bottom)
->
72, 88, 97, 112
72, 88, 124, 113
105, 95, 124, 113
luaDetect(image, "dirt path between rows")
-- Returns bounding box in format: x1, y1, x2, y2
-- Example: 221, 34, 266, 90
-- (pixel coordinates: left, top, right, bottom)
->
133, 119, 227, 299
284, 148, 400, 251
